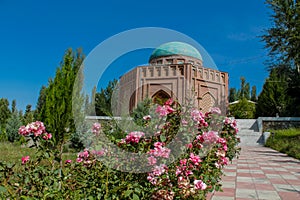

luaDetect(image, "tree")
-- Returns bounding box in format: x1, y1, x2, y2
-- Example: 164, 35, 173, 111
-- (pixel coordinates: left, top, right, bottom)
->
0, 98, 11, 131
37, 48, 85, 146
228, 88, 238, 103
238, 77, 246, 99
261, 0, 300, 115
11, 99, 16, 113
85, 86, 97, 116
34, 86, 47, 120
6, 110, 22, 143
244, 83, 250, 100
251, 86, 257, 101
262, 0, 300, 72
228, 77, 257, 118
95, 79, 118, 116
23, 104, 34, 125
256, 69, 291, 117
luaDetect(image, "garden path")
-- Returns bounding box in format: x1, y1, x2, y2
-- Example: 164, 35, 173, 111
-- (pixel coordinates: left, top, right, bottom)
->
208, 146, 300, 200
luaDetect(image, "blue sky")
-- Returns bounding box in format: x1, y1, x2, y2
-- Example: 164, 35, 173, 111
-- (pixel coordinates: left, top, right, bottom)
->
0, 0, 271, 110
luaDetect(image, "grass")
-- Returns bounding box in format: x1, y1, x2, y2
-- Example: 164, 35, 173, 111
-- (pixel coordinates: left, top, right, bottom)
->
0, 142, 77, 171
265, 128, 300, 160
0, 142, 37, 163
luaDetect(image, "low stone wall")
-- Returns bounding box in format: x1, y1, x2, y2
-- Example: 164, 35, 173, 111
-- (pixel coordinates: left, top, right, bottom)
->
257, 117, 300, 133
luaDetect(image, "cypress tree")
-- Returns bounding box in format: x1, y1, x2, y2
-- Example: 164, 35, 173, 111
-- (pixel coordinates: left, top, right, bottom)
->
37, 48, 85, 146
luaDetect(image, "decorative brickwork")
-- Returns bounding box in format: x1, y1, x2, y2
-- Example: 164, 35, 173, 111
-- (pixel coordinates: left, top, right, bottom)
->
116, 42, 229, 115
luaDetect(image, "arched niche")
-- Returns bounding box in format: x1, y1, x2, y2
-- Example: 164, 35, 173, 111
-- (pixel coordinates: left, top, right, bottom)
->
152, 90, 171, 105
201, 92, 216, 113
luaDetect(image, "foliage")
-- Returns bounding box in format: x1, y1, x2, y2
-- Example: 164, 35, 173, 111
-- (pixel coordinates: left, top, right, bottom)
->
0, 99, 240, 199
229, 98, 256, 119
229, 77, 257, 118
11, 100, 16, 114
262, 0, 300, 72
131, 98, 152, 126
250, 86, 257, 102
260, 0, 300, 116
95, 79, 118, 116
23, 104, 34, 125
6, 111, 22, 143
85, 86, 97, 116
228, 88, 238, 103
256, 69, 291, 117
36, 48, 85, 146
0, 98, 11, 132
265, 128, 300, 160
34, 86, 47, 120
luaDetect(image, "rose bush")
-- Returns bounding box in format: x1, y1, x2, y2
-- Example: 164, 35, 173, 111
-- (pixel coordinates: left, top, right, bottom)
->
0, 99, 240, 199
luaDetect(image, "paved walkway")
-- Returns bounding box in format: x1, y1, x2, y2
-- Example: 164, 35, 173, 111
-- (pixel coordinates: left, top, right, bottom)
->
208, 146, 300, 200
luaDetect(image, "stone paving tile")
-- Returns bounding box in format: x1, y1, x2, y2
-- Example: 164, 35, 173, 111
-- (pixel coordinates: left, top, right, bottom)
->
257, 190, 281, 200
278, 191, 300, 199
236, 189, 258, 199
221, 181, 236, 189
208, 145, 300, 200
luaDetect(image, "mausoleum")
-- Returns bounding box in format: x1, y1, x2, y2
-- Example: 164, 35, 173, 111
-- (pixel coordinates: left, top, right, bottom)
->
115, 41, 228, 115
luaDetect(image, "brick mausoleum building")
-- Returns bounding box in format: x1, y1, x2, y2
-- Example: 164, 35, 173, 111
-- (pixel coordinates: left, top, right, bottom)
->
115, 42, 229, 115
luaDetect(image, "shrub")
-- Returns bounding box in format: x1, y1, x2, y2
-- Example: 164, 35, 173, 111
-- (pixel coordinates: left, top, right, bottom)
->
6, 112, 22, 143
0, 99, 240, 199
265, 128, 300, 159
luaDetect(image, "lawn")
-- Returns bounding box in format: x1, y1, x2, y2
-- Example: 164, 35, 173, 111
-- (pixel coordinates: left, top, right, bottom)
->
265, 128, 300, 160
0, 142, 77, 170
0, 142, 37, 163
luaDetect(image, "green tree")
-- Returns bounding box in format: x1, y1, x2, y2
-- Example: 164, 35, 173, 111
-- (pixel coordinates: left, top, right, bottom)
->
256, 69, 291, 117
244, 83, 250, 100
37, 48, 85, 146
0, 98, 11, 132
85, 86, 97, 116
228, 88, 238, 103
238, 77, 246, 99
23, 104, 34, 125
6, 110, 22, 143
262, 0, 300, 72
95, 79, 118, 116
262, 0, 300, 115
251, 86, 257, 101
34, 86, 47, 120
11, 99, 16, 113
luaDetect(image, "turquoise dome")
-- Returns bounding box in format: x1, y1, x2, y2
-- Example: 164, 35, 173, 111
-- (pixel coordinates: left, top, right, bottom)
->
149, 42, 202, 61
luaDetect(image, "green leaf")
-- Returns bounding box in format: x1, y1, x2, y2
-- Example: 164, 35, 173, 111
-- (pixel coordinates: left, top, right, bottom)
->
160, 135, 166, 142
124, 190, 133, 197
132, 193, 139, 200
0, 186, 7, 193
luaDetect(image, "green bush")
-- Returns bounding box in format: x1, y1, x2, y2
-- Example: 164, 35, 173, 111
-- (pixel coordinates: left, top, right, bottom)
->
229, 98, 256, 119
0, 100, 241, 199
265, 128, 300, 159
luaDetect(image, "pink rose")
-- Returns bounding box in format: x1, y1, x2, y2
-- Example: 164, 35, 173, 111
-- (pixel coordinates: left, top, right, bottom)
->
65, 159, 72, 164
194, 180, 207, 190
21, 156, 30, 164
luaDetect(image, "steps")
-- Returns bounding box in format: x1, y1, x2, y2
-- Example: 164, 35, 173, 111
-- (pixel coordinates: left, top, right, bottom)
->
236, 119, 263, 146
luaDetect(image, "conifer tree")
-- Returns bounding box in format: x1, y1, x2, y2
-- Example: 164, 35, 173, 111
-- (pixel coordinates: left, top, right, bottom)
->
228, 88, 238, 103
251, 86, 257, 102
256, 69, 291, 117
23, 104, 34, 125
37, 48, 85, 146
6, 110, 22, 143
0, 98, 11, 132
95, 79, 118, 116
11, 99, 16, 113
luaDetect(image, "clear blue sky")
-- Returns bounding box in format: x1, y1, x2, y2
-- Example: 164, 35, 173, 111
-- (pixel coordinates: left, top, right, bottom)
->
0, 0, 271, 110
